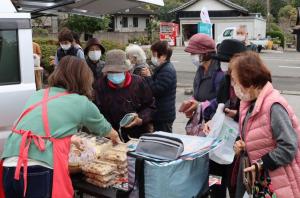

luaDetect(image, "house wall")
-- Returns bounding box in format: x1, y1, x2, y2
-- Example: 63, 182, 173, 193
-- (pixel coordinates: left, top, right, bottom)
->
114, 15, 148, 32
183, 0, 234, 11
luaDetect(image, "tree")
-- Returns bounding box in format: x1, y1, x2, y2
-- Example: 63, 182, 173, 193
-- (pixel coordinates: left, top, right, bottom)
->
146, 0, 187, 22
231, 0, 267, 16
64, 15, 110, 35
278, 5, 297, 27
270, 0, 288, 22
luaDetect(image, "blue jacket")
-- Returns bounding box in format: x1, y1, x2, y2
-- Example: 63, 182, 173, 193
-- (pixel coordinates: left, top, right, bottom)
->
146, 61, 177, 122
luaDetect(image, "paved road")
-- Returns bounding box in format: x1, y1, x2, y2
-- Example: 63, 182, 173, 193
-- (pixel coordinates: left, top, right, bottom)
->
171, 48, 300, 92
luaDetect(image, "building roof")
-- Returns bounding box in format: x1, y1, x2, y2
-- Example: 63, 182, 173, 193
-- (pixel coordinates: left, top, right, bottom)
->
113, 7, 155, 15
169, 0, 248, 14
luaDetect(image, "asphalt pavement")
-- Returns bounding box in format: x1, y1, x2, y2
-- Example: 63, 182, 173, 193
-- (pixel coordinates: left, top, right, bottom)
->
171, 48, 300, 134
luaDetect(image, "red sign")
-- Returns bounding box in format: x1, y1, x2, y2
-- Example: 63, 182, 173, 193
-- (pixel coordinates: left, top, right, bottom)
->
159, 22, 179, 46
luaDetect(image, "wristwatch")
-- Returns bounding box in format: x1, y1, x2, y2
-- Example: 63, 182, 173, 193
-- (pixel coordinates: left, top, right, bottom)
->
256, 159, 264, 169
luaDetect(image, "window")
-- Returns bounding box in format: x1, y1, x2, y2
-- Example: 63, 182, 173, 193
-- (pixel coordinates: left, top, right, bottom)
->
121, 17, 128, 28
223, 29, 233, 37
0, 30, 20, 85
133, 17, 139, 28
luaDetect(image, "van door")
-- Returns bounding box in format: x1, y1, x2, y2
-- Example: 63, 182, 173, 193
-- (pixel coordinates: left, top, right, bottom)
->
0, 14, 36, 154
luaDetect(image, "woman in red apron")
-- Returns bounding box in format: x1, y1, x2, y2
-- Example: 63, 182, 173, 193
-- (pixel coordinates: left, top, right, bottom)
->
1, 56, 120, 198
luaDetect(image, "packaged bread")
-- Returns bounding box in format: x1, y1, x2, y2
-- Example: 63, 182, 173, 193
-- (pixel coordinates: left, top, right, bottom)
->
101, 150, 127, 162
84, 172, 117, 183
81, 161, 116, 176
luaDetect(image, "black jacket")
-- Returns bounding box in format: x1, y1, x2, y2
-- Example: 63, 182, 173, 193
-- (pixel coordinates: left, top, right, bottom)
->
56, 46, 79, 62
86, 58, 105, 81
145, 61, 177, 122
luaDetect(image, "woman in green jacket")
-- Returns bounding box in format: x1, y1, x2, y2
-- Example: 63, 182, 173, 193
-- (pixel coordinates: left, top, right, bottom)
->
1, 56, 119, 198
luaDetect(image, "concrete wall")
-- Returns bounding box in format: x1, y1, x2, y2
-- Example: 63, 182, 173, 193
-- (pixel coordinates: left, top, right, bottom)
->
115, 15, 148, 32
93, 31, 148, 45
183, 0, 234, 11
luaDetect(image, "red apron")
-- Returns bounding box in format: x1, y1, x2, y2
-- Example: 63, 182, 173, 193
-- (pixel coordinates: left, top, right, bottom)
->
3, 88, 74, 198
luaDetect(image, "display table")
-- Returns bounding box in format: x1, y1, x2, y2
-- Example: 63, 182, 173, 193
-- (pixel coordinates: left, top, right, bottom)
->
71, 173, 128, 198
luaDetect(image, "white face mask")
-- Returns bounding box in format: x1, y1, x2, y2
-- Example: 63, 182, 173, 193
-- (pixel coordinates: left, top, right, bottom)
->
151, 57, 159, 66
232, 84, 252, 101
191, 55, 199, 67
88, 50, 102, 61
234, 35, 246, 42
60, 43, 71, 50
220, 62, 229, 71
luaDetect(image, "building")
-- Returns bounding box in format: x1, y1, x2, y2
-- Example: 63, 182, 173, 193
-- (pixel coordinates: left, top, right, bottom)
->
169, 0, 266, 45
110, 7, 154, 32
292, 7, 300, 52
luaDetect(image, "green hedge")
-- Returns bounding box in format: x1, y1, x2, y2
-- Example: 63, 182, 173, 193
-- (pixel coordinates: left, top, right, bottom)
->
266, 31, 285, 47
100, 39, 125, 51
33, 38, 58, 73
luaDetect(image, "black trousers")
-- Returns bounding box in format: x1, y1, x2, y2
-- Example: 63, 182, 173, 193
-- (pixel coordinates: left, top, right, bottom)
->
209, 160, 235, 198
3, 166, 53, 198
153, 121, 173, 133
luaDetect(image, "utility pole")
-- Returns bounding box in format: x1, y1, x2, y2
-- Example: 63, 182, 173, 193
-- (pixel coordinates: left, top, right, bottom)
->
267, 0, 270, 31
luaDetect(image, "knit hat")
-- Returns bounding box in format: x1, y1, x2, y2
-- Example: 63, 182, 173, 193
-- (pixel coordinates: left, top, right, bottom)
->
84, 38, 105, 55
102, 49, 132, 73
212, 39, 247, 62
184, 33, 216, 54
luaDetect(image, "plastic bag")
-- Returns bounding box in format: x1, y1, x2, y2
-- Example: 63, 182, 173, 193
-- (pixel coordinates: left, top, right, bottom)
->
207, 104, 239, 164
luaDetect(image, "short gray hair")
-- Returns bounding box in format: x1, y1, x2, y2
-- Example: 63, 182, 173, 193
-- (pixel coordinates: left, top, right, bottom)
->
125, 44, 147, 64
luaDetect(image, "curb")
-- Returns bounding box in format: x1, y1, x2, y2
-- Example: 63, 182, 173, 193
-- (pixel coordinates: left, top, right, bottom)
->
280, 90, 300, 96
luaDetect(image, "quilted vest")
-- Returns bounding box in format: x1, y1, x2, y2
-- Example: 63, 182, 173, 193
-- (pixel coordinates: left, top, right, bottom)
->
240, 82, 300, 198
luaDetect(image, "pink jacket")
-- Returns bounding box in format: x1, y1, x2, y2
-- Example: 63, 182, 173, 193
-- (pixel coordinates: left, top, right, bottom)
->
240, 82, 300, 198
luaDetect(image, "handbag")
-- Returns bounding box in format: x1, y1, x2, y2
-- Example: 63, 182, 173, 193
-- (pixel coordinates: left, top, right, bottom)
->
185, 101, 210, 136
252, 163, 277, 198
242, 156, 253, 195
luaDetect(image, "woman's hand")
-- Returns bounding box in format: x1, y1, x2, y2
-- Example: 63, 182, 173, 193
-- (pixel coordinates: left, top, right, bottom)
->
141, 67, 151, 77
203, 121, 212, 135
224, 108, 237, 118
179, 99, 199, 118
124, 113, 143, 128
244, 162, 263, 186
233, 140, 245, 155
107, 128, 121, 145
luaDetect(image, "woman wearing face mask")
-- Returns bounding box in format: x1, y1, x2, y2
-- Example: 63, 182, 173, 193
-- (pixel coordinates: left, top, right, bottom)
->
230, 52, 300, 198
141, 41, 177, 132
84, 38, 106, 81
200, 39, 247, 198
94, 49, 156, 142
179, 34, 224, 119
53, 27, 85, 65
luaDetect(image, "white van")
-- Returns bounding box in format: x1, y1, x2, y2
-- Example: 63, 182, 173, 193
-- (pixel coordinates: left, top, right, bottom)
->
0, 1, 36, 154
